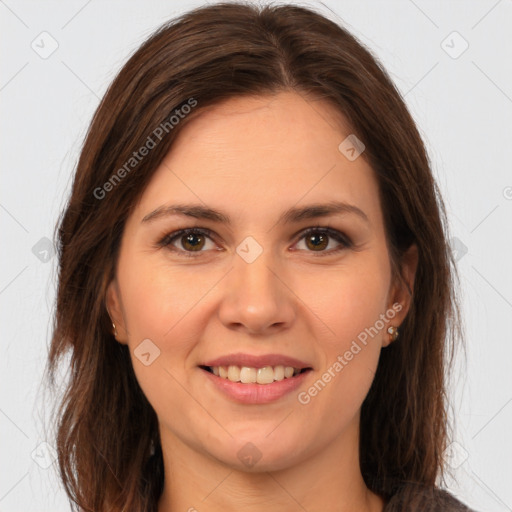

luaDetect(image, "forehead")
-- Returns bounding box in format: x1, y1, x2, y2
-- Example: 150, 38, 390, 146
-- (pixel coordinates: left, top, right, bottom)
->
132, 92, 382, 230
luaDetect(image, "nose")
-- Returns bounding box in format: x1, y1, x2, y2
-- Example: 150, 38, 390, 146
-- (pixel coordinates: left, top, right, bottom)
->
217, 246, 296, 335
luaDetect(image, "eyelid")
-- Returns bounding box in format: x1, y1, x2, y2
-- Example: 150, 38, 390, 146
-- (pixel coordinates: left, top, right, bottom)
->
297, 225, 352, 247
156, 225, 353, 257
157, 227, 217, 251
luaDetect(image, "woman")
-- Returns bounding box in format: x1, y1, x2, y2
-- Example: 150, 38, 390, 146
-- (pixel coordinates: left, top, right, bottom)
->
46, 2, 475, 511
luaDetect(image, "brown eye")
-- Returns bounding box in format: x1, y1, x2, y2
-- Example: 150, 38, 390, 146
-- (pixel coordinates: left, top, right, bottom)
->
305, 232, 329, 251
158, 228, 216, 257
180, 232, 206, 251
157, 226, 352, 258
295, 227, 352, 255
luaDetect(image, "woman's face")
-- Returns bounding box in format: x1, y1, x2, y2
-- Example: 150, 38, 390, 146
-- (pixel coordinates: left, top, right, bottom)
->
107, 91, 416, 472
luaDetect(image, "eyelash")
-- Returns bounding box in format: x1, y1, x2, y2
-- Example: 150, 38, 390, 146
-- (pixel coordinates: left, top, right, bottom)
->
156, 226, 353, 258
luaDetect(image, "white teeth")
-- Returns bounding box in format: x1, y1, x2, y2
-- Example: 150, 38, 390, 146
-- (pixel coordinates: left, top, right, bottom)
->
208, 364, 304, 384
284, 366, 294, 378
240, 367, 257, 383
227, 365, 241, 382
256, 366, 274, 384
274, 365, 285, 381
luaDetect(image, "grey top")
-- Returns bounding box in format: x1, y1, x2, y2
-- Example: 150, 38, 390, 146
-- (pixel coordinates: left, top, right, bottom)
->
383, 485, 477, 511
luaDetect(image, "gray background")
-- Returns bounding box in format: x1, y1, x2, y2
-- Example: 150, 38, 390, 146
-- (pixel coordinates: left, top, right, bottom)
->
1, 0, 511, 510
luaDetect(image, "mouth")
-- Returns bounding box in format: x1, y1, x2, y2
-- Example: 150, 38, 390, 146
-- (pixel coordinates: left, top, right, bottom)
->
198, 353, 313, 403
199, 364, 312, 384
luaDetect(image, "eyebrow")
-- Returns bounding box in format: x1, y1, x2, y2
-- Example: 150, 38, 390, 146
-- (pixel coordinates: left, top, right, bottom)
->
141, 200, 369, 226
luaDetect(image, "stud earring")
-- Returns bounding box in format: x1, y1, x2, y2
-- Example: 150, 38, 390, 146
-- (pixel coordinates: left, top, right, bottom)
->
107, 307, 118, 338
387, 325, 399, 342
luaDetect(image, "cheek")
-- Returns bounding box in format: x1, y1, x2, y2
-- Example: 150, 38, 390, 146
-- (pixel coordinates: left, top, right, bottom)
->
295, 257, 389, 409
116, 253, 206, 413
118, 250, 210, 342
299, 287, 385, 432
300, 259, 390, 348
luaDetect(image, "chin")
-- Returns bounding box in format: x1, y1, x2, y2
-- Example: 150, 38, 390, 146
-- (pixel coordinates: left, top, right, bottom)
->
211, 432, 308, 473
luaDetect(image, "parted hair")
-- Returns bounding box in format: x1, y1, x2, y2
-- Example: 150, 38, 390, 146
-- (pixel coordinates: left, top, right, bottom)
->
45, 2, 463, 510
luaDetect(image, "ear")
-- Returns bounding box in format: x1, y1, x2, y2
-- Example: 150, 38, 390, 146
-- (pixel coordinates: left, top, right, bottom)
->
383, 243, 418, 347
105, 279, 128, 344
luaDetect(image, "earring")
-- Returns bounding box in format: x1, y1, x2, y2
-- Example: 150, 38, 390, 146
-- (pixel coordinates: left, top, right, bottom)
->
387, 325, 399, 342
106, 307, 118, 337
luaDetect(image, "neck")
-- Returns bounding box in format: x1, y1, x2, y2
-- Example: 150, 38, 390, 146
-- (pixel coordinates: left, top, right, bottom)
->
157, 415, 385, 512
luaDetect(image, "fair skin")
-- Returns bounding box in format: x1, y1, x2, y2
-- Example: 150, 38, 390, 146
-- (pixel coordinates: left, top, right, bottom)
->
107, 91, 418, 511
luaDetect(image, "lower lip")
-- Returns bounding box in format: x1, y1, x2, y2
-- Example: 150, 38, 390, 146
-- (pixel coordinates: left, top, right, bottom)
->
200, 368, 311, 404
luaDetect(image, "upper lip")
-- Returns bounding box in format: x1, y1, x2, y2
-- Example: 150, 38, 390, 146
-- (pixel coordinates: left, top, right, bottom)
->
201, 353, 313, 370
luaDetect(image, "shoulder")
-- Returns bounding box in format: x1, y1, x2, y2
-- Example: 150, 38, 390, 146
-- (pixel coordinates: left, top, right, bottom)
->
383, 483, 478, 512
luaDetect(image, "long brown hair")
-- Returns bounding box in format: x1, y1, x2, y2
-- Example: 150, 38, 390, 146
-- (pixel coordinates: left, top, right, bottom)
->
45, 2, 463, 510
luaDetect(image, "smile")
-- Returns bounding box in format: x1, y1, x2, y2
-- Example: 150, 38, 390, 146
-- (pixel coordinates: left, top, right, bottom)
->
201, 365, 310, 384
